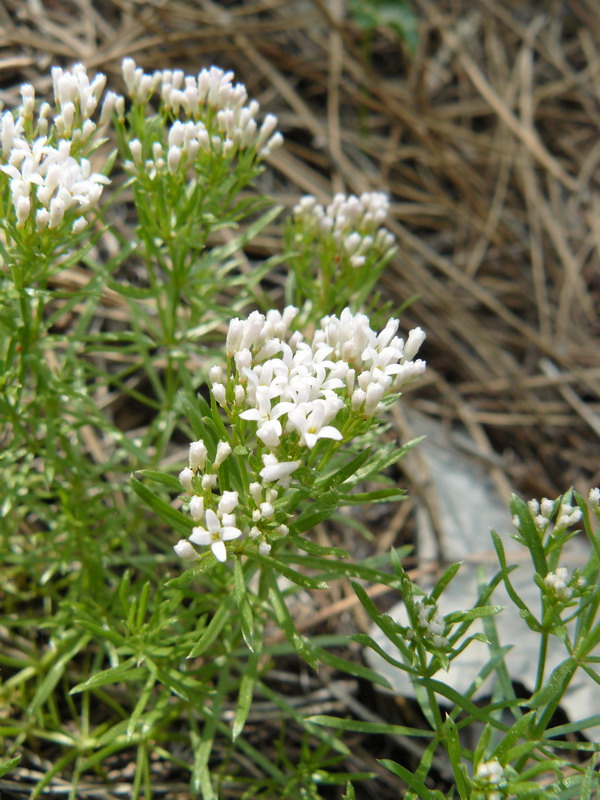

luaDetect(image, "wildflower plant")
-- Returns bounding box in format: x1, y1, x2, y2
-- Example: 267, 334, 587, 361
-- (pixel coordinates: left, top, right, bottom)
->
285, 191, 397, 321
1, 57, 599, 800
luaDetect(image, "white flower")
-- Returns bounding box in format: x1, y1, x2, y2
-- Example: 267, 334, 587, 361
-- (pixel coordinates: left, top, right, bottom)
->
259, 454, 300, 487
201, 473, 217, 491
189, 509, 242, 563
540, 497, 554, 517
174, 540, 200, 561
211, 382, 226, 406
179, 467, 194, 493
218, 490, 239, 515
257, 419, 282, 449
544, 567, 572, 601
476, 758, 505, 796
259, 501, 274, 518
209, 365, 224, 383
189, 439, 207, 471
590, 487, 600, 508
213, 441, 232, 469
414, 600, 448, 648
287, 398, 343, 449
556, 503, 581, 529
189, 495, 205, 521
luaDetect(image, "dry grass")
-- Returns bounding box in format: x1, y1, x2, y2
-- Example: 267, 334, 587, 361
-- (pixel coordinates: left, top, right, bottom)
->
2, 0, 598, 495
1, 0, 599, 796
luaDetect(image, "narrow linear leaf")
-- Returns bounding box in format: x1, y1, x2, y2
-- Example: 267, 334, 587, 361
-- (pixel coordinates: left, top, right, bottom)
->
232, 648, 261, 741
130, 477, 193, 537
309, 715, 434, 737
251, 553, 328, 590
187, 598, 235, 658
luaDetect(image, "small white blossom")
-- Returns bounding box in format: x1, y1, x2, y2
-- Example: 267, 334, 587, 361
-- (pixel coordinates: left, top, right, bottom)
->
413, 600, 448, 648
475, 758, 505, 799
589, 487, 599, 508
213, 441, 232, 469
209, 365, 224, 383
218, 491, 239, 515
189, 439, 208, 471
540, 497, 554, 518
174, 540, 200, 561
556, 503, 582, 529
259, 501, 274, 518
211, 382, 227, 406
189, 495, 205, 522
190, 508, 242, 562
179, 467, 194, 493
201, 473, 217, 491
260, 454, 300, 487
544, 567, 573, 602
287, 398, 343, 449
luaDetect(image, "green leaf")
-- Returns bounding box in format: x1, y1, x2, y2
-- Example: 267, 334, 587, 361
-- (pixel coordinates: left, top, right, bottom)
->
178, 389, 212, 441
133, 469, 183, 491
442, 717, 469, 800
444, 606, 505, 624
337, 488, 407, 504
291, 505, 337, 535
430, 561, 462, 602
130, 476, 193, 537
187, 597, 236, 658
313, 646, 393, 689
287, 534, 348, 559
378, 759, 441, 800
309, 715, 434, 737
165, 552, 216, 588
314, 448, 372, 491
250, 553, 328, 590
233, 557, 255, 651
0, 757, 20, 777
232, 648, 261, 741
348, 437, 423, 486
528, 658, 578, 709
28, 633, 91, 716
510, 494, 547, 576
267, 574, 319, 669
70, 659, 145, 694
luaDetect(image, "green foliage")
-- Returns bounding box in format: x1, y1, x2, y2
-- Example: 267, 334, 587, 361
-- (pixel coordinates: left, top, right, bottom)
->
1, 56, 598, 800
349, 0, 420, 56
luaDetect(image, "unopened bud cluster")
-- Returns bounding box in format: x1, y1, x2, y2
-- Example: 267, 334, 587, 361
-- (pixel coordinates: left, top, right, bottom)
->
176, 434, 289, 563
0, 63, 114, 232
474, 758, 506, 800
406, 599, 449, 649
543, 567, 574, 603
293, 192, 395, 268
175, 306, 426, 564
515, 494, 582, 535
121, 57, 282, 180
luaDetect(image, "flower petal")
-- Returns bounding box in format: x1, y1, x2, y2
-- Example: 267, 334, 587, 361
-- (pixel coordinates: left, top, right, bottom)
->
211, 540, 227, 562
190, 526, 210, 545
221, 526, 242, 541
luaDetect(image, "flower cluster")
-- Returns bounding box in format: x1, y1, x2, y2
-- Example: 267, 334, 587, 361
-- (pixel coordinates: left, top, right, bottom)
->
0, 64, 114, 232
474, 758, 506, 800
121, 58, 282, 176
223, 305, 424, 422
406, 599, 449, 649
518, 494, 582, 534
174, 306, 426, 564
543, 567, 573, 603
293, 192, 395, 268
